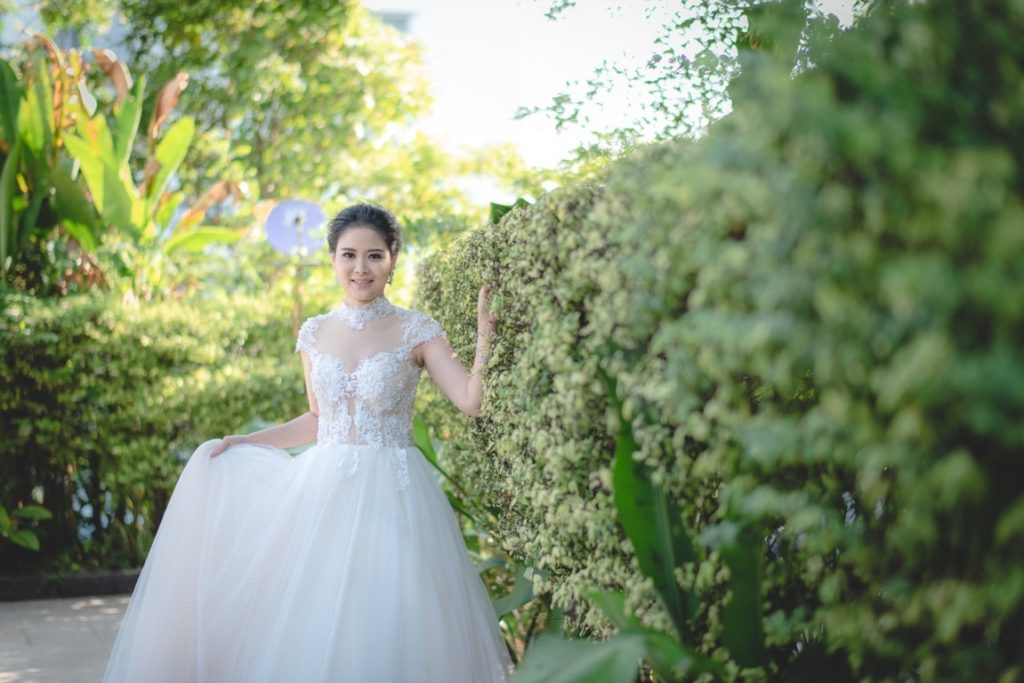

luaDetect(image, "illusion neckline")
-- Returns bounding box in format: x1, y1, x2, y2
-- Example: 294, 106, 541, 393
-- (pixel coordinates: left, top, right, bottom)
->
330, 294, 395, 330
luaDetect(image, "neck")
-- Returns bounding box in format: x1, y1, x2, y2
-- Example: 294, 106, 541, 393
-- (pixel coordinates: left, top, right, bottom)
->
342, 293, 386, 309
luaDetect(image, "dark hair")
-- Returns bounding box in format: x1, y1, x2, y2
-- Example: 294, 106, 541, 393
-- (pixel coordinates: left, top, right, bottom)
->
326, 203, 403, 256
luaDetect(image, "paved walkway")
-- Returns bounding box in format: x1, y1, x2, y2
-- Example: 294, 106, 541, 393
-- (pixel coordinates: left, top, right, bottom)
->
0, 596, 128, 683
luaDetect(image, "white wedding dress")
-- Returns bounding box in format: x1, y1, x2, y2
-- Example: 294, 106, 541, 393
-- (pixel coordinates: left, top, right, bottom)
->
102, 295, 513, 682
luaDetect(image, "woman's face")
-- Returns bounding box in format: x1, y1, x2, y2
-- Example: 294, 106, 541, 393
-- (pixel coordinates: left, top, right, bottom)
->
332, 225, 396, 304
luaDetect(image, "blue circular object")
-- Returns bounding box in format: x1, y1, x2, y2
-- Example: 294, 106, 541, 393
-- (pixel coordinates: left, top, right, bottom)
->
265, 199, 326, 256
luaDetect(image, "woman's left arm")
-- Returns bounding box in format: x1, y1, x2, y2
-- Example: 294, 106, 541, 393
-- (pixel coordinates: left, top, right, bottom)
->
417, 285, 497, 418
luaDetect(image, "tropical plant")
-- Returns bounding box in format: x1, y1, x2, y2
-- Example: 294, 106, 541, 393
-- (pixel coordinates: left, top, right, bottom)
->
1, 37, 244, 296
0, 40, 104, 294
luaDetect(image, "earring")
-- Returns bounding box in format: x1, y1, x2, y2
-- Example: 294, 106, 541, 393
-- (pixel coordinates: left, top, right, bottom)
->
387, 269, 394, 285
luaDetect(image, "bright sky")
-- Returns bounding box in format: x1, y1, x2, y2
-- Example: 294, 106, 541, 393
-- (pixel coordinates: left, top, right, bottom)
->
363, 0, 857, 169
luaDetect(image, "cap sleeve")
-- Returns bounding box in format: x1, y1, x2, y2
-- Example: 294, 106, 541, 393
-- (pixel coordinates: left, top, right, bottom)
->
295, 316, 319, 354
406, 312, 446, 348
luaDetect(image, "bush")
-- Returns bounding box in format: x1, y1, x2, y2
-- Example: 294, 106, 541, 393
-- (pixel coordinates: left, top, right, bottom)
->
417, 1, 1024, 680
0, 290, 306, 574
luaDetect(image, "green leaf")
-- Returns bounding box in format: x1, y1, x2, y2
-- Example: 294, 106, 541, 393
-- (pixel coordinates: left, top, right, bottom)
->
444, 490, 477, 524
112, 76, 146, 168
643, 629, 723, 680
602, 367, 697, 641
18, 52, 53, 154
48, 163, 101, 249
490, 197, 531, 225
512, 633, 645, 683
0, 138, 23, 264
0, 505, 11, 532
0, 58, 22, 144
475, 555, 506, 574
63, 132, 138, 237
147, 116, 195, 204
719, 522, 766, 667
11, 504, 53, 521
162, 226, 242, 254
583, 589, 642, 632
412, 413, 439, 465
10, 528, 40, 551
582, 588, 723, 680
492, 565, 535, 617
155, 191, 185, 232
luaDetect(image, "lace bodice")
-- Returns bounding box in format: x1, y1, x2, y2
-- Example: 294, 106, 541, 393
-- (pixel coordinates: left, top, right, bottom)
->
295, 295, 445, 451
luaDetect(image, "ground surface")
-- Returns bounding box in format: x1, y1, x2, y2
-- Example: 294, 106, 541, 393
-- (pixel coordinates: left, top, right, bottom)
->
0, 596, 127, 683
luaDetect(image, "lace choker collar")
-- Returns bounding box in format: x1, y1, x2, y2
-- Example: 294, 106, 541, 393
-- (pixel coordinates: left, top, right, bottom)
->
331, 295, 395, 330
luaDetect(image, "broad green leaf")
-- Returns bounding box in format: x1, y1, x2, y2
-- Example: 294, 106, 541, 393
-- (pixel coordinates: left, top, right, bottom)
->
511, 633, 645, 683
0, 59, 21, 144
490, 197, 531, 225
73, 106, 117, 166
112, 76, 146, 168
0, 138, 23, 264
412, 413, 439, 464
583, 589, 642, 631
543, 606, 567, 636
492, 565, 535, 617
0, 505, 10, 532
720, 522, 766, 667
475, 555, 506, 574
11, 504, 53, 521
10, 528, 40, 551
17, 53, 53, 154
162, 226, 242, 253
64, 132, 138, 236
48, 163, 101, 249
444, 490, 477, 524
643, 629, 723, 679
147, 116, 195, 204
602, 367, 697, 641
155, 191, 185, 232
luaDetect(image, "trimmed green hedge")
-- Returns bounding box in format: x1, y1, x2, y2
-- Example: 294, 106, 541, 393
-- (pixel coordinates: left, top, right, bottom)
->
0, 291, 306, 574
416, 1, 1024, 680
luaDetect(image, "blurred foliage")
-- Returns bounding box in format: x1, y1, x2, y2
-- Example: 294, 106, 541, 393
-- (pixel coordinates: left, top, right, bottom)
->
13, 1, 564, 299
419, 0, 1024, 680
107, 1, 431, 201
1, 44, 105, 295
0, 289, 309, 574
1, 38, 244, 298
522, 0, 869, 161
0, 502, 53, 552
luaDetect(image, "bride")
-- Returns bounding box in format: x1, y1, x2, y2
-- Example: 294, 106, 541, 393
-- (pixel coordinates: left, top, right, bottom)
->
102, 203, 513, 682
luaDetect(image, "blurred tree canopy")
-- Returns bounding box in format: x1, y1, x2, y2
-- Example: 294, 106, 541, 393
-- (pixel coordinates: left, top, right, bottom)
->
116, 0, 431, 200
524, 0, 869, 157
20, 0, 554, 254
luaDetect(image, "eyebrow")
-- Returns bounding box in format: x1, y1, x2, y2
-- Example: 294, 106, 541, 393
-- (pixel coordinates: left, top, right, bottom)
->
338, 247, 385, 252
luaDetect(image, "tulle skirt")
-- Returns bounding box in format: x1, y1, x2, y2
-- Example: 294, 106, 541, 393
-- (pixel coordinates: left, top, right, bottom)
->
102, 439, 513, 682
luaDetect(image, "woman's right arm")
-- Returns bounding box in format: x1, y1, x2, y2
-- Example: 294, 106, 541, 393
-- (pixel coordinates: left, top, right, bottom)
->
210, 350, 320, 457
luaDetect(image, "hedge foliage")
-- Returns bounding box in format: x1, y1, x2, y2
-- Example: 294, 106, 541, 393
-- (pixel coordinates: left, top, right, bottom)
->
416, 1, 1024, 680
0, 291, 306, 574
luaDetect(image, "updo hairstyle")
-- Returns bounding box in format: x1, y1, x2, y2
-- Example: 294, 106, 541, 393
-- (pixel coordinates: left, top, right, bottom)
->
326, 203, 403, 257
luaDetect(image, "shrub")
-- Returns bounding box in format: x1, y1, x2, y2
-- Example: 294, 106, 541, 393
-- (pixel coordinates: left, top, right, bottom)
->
417, 1, 1024, 680
0, 290, 306, 574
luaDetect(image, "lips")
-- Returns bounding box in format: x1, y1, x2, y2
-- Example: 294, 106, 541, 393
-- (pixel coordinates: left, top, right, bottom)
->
352, 279, 373, 285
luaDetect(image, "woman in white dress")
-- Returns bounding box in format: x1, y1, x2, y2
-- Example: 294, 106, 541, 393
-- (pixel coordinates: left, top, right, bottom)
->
102, 203, 513, 682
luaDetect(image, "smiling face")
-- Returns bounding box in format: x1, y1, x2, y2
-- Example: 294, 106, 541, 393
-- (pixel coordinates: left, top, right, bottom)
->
331, 225, 397, 305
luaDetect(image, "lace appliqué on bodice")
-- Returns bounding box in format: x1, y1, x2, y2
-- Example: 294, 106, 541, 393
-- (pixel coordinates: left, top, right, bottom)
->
295, 297, 446, 491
